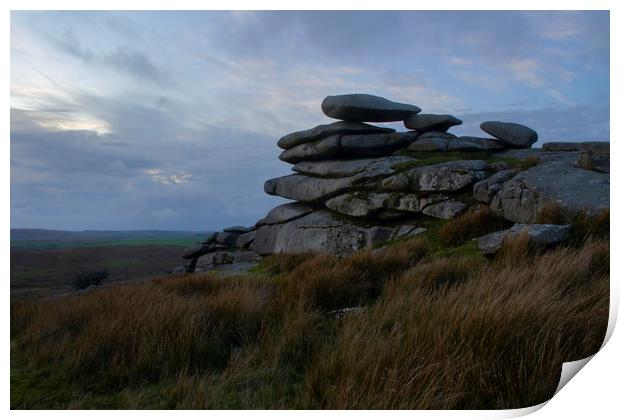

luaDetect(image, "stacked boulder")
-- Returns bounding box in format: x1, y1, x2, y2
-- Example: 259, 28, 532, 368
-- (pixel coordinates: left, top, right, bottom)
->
254, 93, 549, 256
180, 226, 259, 273
182, 93, 609, 267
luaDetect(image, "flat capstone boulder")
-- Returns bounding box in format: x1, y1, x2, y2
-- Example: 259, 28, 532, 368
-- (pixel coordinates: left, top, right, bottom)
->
321, 94, 421, 122
277, 121, 395, 149
480, 121, 538, 149
477, 223, 571, 256
404, 114, 462, 133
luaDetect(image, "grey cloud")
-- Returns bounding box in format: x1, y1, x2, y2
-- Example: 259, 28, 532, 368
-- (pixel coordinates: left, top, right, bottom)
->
102, 47, 169, 84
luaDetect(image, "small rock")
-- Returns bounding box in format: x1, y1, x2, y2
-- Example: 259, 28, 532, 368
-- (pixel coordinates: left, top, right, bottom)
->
473, 169, 517, 203
236, 231, 255, 248
279, 135, 341, 164
421, 200, 468, 219
404, 114, 462, 133
480, 121, 538, 149
321, 94, 421, 122
477, 224, 571, 256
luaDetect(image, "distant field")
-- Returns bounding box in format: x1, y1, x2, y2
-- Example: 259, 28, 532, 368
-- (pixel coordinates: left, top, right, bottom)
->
11, 229, 211, 250
11, 245, 190, 298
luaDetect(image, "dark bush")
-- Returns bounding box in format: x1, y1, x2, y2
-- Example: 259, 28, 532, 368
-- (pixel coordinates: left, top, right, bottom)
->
73, 269, 109, 290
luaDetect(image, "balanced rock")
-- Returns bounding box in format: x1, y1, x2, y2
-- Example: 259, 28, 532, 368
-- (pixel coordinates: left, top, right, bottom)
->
491, 161, 609, 223
277, 121, 395, 149
321, 94, 421, 122
478, 224, 571, 256
404, 114, 462, 133
480, 121, 538, 149
382, 160, 491, 192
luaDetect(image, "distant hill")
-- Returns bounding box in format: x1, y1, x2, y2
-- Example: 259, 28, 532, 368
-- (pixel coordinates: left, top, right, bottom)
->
10, 229, 213, 250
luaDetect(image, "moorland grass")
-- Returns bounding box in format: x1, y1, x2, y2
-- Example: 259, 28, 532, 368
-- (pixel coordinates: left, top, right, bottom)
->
11, 218, 609, 409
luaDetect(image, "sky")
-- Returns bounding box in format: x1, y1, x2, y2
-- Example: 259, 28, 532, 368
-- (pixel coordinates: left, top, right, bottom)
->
10, 11, 610, 231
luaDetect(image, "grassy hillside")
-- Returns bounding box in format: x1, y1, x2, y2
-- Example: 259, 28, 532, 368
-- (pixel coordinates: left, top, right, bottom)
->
11, 245, 187, 298
10, 210, 609, 409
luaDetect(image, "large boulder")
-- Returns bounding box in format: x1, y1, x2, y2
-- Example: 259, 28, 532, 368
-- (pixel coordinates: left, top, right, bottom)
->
266, 157, 414, 202
279, 133, 412, 164
477, 224, 571, 256
491, 161, 610, 223
321, 94, 421, 122
277, 121, 395, 149
480, 121, 538, 149
292, 156, 412, 178
339, 133, 413, 157
279, 135, 341, 163
253, 209, 423, 256
257, 202, 315, 225
382, 160, 491, 192
216, 230, 242, 247
404, 114, 462, 133
325, 192, 391, 218
264, 173, 368, 203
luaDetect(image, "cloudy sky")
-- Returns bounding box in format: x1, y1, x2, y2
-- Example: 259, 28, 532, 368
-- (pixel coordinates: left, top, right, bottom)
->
10, 11, 610, 231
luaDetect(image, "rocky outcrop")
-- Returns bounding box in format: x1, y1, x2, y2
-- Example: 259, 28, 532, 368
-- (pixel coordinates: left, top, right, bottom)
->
181, 92, 608, 267
477, 224, 571, 256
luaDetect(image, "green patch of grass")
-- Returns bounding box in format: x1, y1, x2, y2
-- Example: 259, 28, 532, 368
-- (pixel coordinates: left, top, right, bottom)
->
431, 240, 483, 259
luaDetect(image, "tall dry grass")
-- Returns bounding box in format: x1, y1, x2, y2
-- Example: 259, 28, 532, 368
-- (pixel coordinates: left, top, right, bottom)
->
11, 233, 608, 409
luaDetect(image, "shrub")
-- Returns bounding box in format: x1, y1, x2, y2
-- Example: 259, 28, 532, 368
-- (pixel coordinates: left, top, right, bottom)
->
73, 269, 108, 290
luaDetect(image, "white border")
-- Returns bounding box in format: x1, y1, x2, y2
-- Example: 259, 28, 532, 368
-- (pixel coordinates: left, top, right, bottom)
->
3, 1, 617, 419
